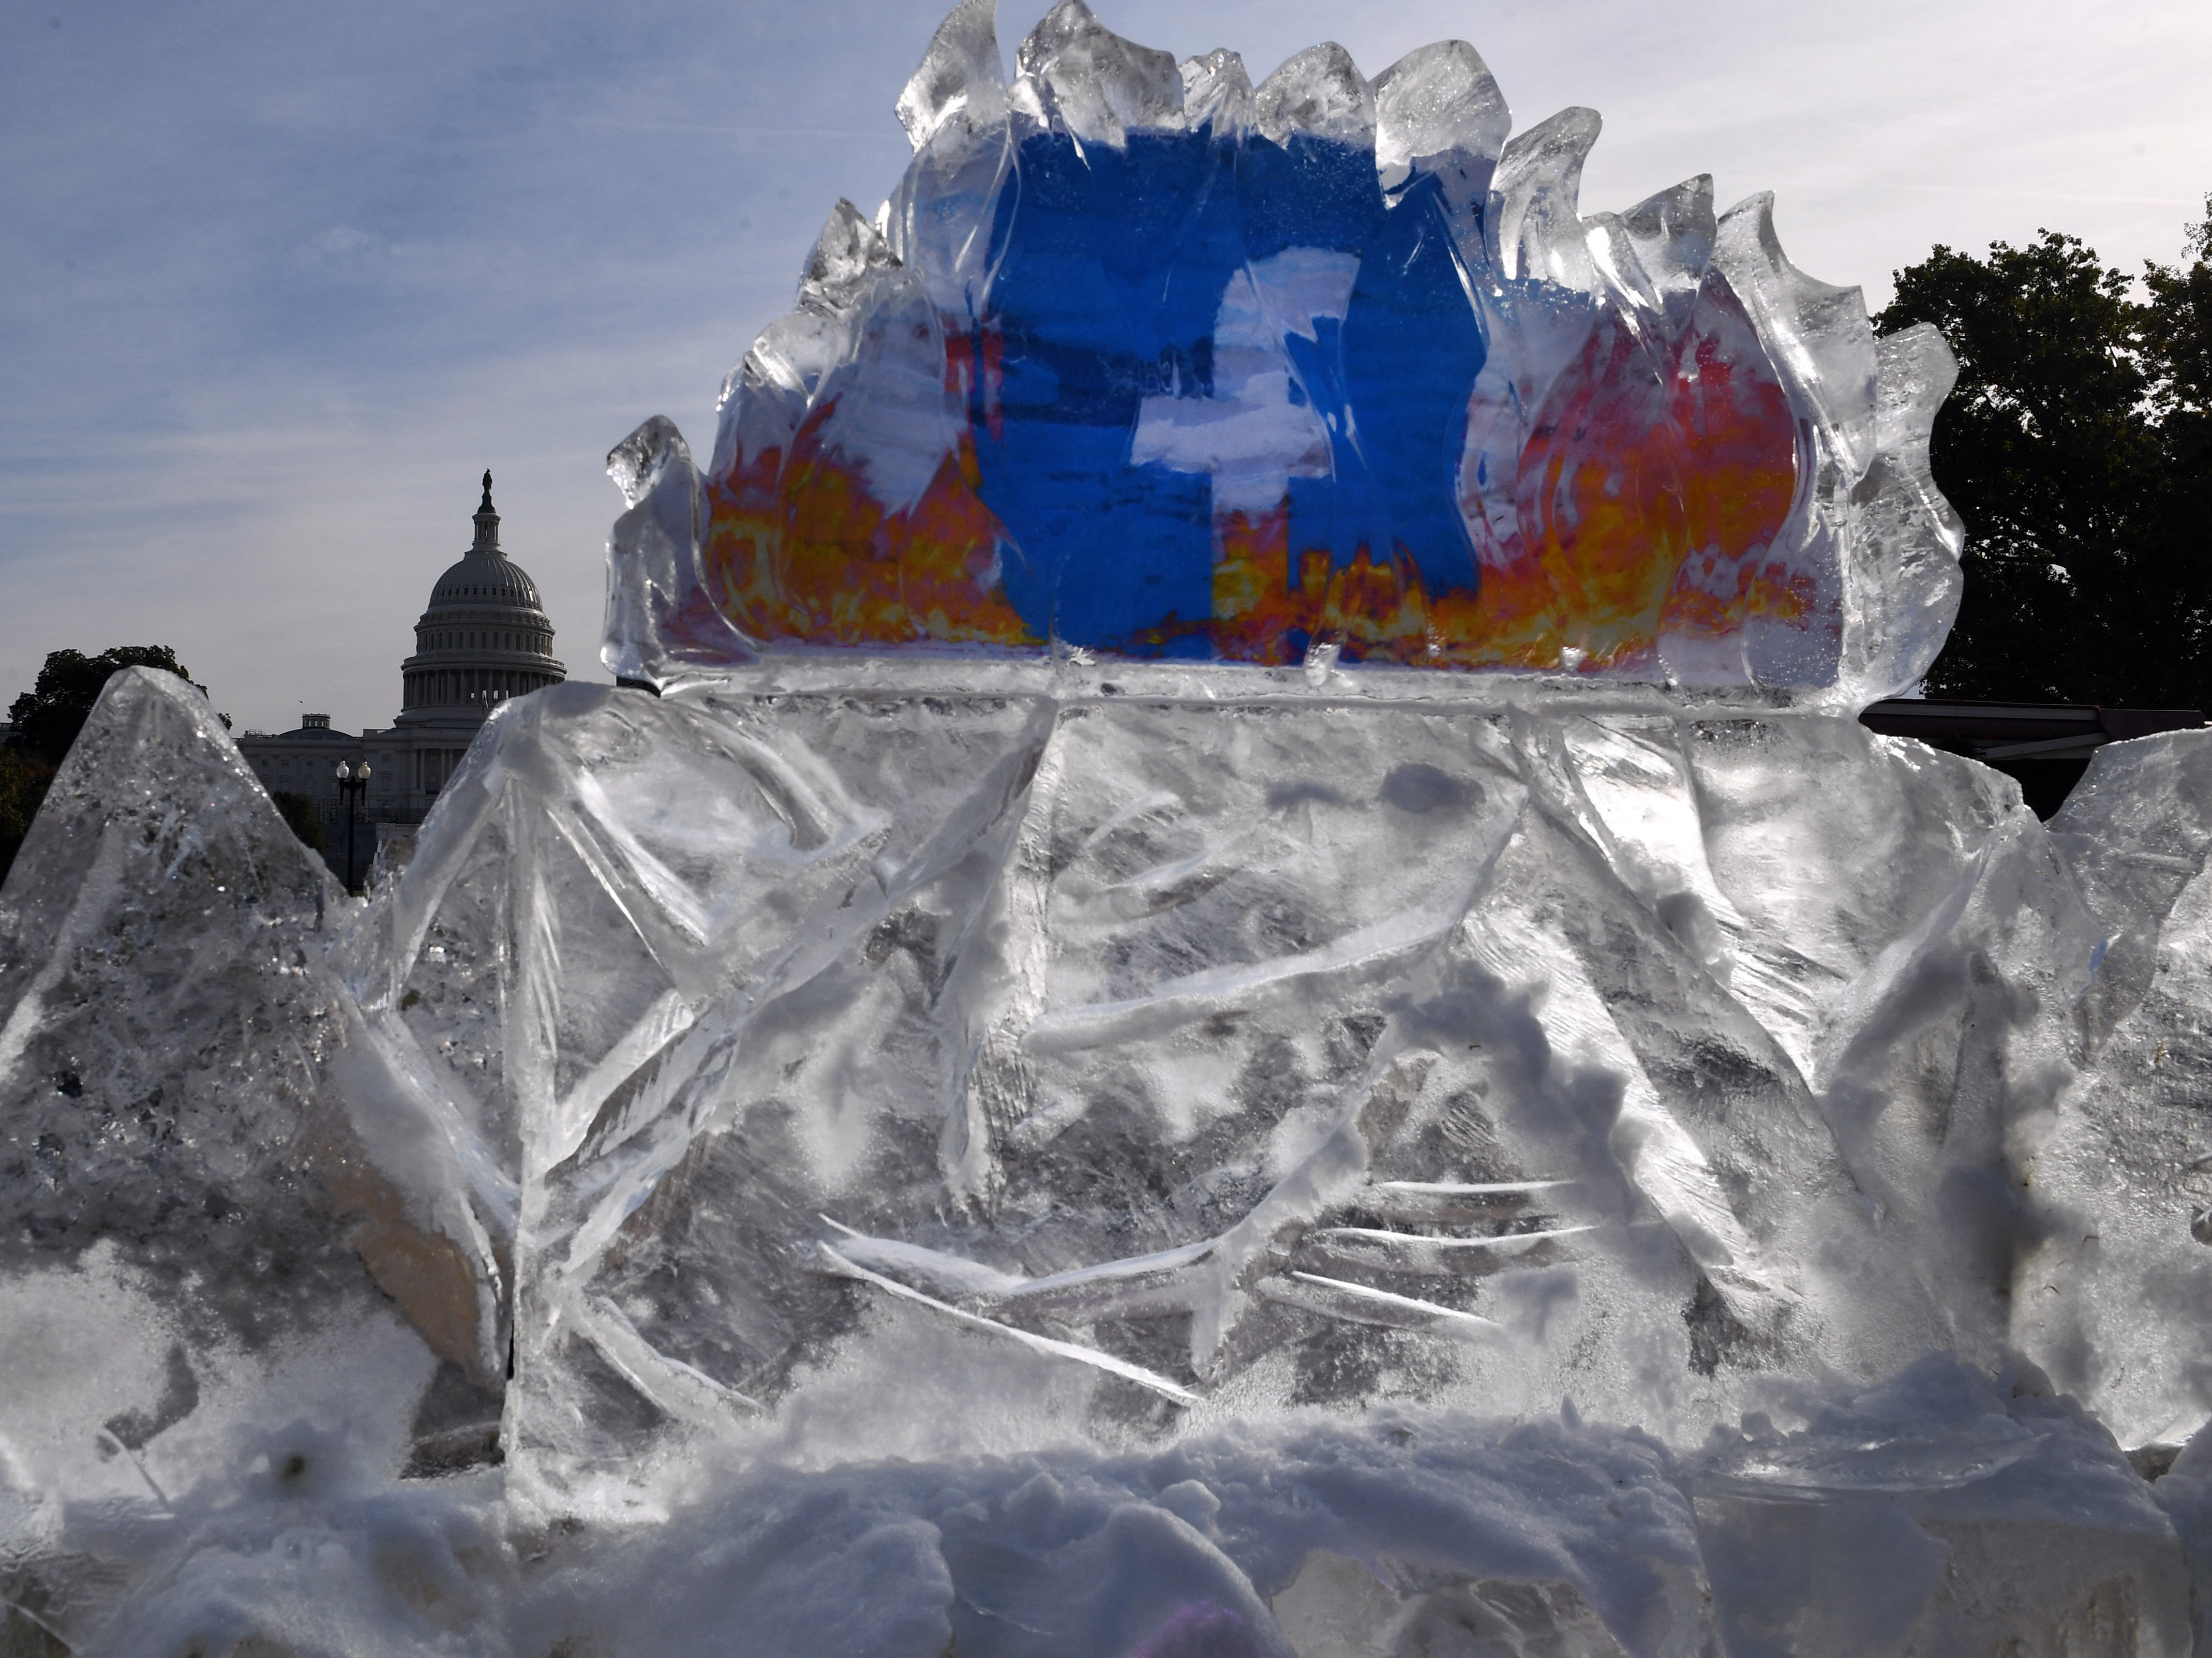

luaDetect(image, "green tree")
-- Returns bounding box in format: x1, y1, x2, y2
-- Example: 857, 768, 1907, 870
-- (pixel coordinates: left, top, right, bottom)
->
0, 746, 56, 889
2141, 201, 2212, 648
1876, 209, 2212, 707
6, 646, 199, 767
269, 789, 328, 854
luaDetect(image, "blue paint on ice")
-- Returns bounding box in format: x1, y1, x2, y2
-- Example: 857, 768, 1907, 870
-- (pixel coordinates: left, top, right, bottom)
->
969, 127, 1490, 651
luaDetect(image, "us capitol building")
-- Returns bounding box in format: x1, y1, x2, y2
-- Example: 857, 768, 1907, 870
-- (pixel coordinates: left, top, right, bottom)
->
236, 473, 565, 844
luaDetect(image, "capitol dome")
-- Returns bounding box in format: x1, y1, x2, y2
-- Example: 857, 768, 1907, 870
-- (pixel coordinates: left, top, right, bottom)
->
398, 471, 565, 719
428, 552, 543, 610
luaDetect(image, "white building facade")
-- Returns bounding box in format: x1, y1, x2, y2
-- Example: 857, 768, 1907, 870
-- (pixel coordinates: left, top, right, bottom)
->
237, 473, 565, 835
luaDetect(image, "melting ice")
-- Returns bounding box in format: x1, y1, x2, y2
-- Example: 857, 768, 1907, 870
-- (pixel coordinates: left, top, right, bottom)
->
7, 4, 2212, 1655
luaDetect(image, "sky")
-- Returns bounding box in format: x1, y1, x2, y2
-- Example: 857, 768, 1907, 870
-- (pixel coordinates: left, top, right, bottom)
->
3, 0, 2207, 736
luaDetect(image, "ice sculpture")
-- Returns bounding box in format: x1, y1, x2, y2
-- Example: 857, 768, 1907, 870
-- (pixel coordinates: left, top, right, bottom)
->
8, 5, 2212, 1654
606, 0, 1962, 705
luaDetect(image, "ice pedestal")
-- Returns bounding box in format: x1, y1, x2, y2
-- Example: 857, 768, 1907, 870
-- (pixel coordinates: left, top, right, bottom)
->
2017, 735, 2212, 1452
452, 681, 2017, 1470
0, 669, 500, 1440
8, 668, 2212, 1649
330, 673, 2187, 1482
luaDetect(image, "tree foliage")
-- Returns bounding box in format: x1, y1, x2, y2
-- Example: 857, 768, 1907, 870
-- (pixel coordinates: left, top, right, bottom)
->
1876, 208, 2212, 707
5, 646, 198, 767
1876, 204, 2212, 706
269, 789, 328, 854
0, 746, 56, 890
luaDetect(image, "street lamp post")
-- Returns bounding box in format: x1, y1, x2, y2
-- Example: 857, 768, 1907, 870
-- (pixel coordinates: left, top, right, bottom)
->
334, 760, 371, 894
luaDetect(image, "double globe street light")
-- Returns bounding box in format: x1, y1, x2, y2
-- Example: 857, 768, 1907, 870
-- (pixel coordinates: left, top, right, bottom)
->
334, 760, 371, 894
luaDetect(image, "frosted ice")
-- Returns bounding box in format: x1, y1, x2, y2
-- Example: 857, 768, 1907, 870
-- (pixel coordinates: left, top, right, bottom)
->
1370, 40, 1509, 208
1016, 0, 1185, 146
1178, 48, 1254, 137
894, 0, 1007, 150
6, 4, 2212, 1652
1251, 43, 1372, 147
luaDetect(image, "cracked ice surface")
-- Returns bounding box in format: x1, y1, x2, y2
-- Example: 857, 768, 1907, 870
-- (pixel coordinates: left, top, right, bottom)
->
391, 677, 2184, 1476
10, 667, 2212, 1651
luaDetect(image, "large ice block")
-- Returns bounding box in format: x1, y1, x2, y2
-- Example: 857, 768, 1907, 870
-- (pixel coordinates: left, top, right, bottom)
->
0, 671, 502, 1407
2012, 735, 2212, 1451
327, 679, 2127, 1489
1691, 1358, 2193, 1656
11, 667, 2210, 1651
13, 676, 2029, 1477
0, 670, 510, 1650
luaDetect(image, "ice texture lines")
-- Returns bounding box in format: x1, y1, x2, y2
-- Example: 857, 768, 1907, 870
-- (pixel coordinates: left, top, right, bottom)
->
278, 676, 2170, 1479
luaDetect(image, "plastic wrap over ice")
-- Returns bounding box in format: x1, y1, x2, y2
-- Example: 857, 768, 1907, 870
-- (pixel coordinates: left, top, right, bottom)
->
606, 0, 1961, 706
